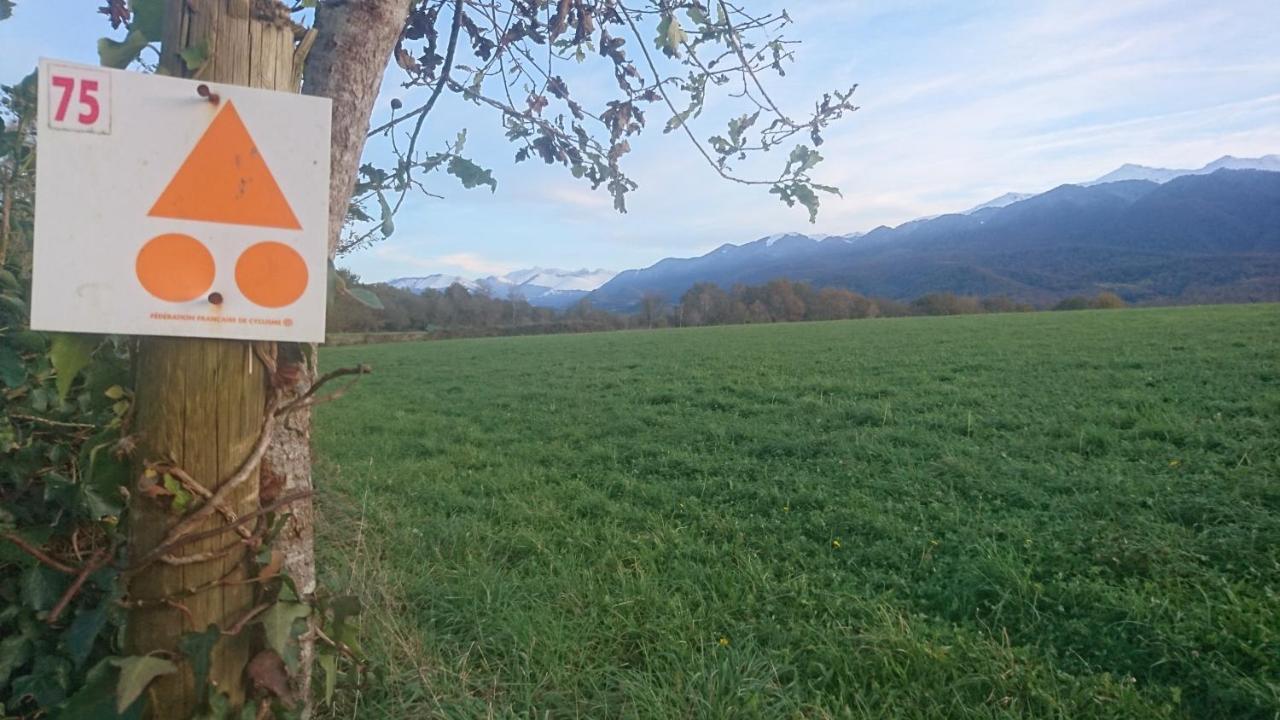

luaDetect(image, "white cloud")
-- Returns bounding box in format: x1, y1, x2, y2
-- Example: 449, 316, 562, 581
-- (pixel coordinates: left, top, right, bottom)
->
370, 246, 516, 277
434, 252, 516, 276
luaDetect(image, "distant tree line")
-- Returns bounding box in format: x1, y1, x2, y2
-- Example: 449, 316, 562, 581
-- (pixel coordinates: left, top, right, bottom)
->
663, 282, 1126, 327
1051, 292, 1127, 311
328, 270, 1127, 337
328, 270, 634, 337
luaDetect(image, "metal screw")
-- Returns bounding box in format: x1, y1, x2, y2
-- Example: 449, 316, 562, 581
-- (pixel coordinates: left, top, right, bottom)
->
196, 84, 220, 104
208, 292, 223, 305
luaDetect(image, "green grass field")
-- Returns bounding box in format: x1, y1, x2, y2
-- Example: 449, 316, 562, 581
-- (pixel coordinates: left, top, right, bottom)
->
314, 304, 1279, 719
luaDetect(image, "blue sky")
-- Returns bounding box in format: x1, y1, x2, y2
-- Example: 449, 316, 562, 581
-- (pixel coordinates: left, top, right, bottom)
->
4, 0, 1279, 282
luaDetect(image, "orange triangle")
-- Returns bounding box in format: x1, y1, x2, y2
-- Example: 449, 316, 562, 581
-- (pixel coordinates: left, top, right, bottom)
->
148, 101, 301, 230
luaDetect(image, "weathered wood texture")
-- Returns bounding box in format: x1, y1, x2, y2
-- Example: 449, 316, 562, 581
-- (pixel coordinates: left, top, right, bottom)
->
129, 340, 266, 712
128, 1, 296, 714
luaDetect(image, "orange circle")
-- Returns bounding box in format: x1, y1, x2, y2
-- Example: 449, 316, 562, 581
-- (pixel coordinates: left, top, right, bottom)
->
136, 233, 215, 302
235, 242, 308, 308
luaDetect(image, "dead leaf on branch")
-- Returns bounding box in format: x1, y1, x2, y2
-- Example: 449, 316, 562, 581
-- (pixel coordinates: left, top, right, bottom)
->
248, 649, 294, 708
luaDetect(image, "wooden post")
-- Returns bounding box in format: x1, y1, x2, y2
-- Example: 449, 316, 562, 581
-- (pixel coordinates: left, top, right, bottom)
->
127, 1, 299, 714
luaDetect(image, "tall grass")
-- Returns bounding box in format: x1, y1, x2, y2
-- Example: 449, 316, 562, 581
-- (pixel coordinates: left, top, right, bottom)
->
315, 304, 1280, 719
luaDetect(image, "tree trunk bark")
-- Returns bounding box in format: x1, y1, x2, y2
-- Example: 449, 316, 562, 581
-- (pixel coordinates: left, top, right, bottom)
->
303, 0, 413, 257
261, 340, 318, 713
267, 3, 408, 716
127, 1, 298, 716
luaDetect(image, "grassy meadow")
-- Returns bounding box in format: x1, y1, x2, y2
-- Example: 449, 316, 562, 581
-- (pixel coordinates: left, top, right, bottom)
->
313, 304, 1279, 719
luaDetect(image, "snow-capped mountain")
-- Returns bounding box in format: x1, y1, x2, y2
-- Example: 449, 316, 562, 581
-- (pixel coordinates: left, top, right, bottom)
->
386, 274, 479, 293
388, 267, 617, 309
1086, 154, 1280, 185
483, 267, 618, 294
965, 155, 1280, 214
963, 192, 1035, 214
1202, 154, 1280, 172
1088, 163, 1189, 185
590, 167, 1280, 308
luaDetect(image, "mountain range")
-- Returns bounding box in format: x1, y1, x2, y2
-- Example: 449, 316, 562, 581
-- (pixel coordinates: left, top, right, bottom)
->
590, 157, 1280, 308
386, 154, 1280, 309
1085, 154, 1280, 185
388, 267, 617, 309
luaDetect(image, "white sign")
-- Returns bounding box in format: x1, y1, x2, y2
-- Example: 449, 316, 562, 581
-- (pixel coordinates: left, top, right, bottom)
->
31, 58, 331, 342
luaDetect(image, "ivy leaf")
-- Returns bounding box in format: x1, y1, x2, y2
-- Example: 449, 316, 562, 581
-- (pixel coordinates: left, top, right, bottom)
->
21, 564, 66, 612
162, 474, 194, 514
319, 651, 337, 705
0, 343, 25, 388
257, 602, 310, 659
179, 42, 210, 73
9, 330, 46, 354
0, 293, 27, 318
178, 625, 220, 704
11, 655, 72, 708
446, 156, 497, 192
344, 287, 384, 310
65, 601, 110, 668
110, 655, 177, 714
329, 595, 362, 627
78, 435, 128, 519
44, 474, 79, 512
654, 15, 687, 58
55, 657, 145, 719
129, 0, 163, 41
0, 634, 32, 687
50, 333, 98, 400
98, 29, 149, 69
0, 285, 27, 314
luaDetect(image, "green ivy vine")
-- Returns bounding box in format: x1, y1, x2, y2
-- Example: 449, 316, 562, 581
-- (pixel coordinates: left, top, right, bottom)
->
1, 60, 365, 719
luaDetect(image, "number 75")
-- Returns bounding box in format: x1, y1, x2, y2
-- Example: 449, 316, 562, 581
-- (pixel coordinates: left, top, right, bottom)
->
47, 69, 110, 133
51, 75, 100, 124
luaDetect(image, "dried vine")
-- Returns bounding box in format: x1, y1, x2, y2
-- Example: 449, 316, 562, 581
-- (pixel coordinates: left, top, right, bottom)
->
0, 316, 369, 717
